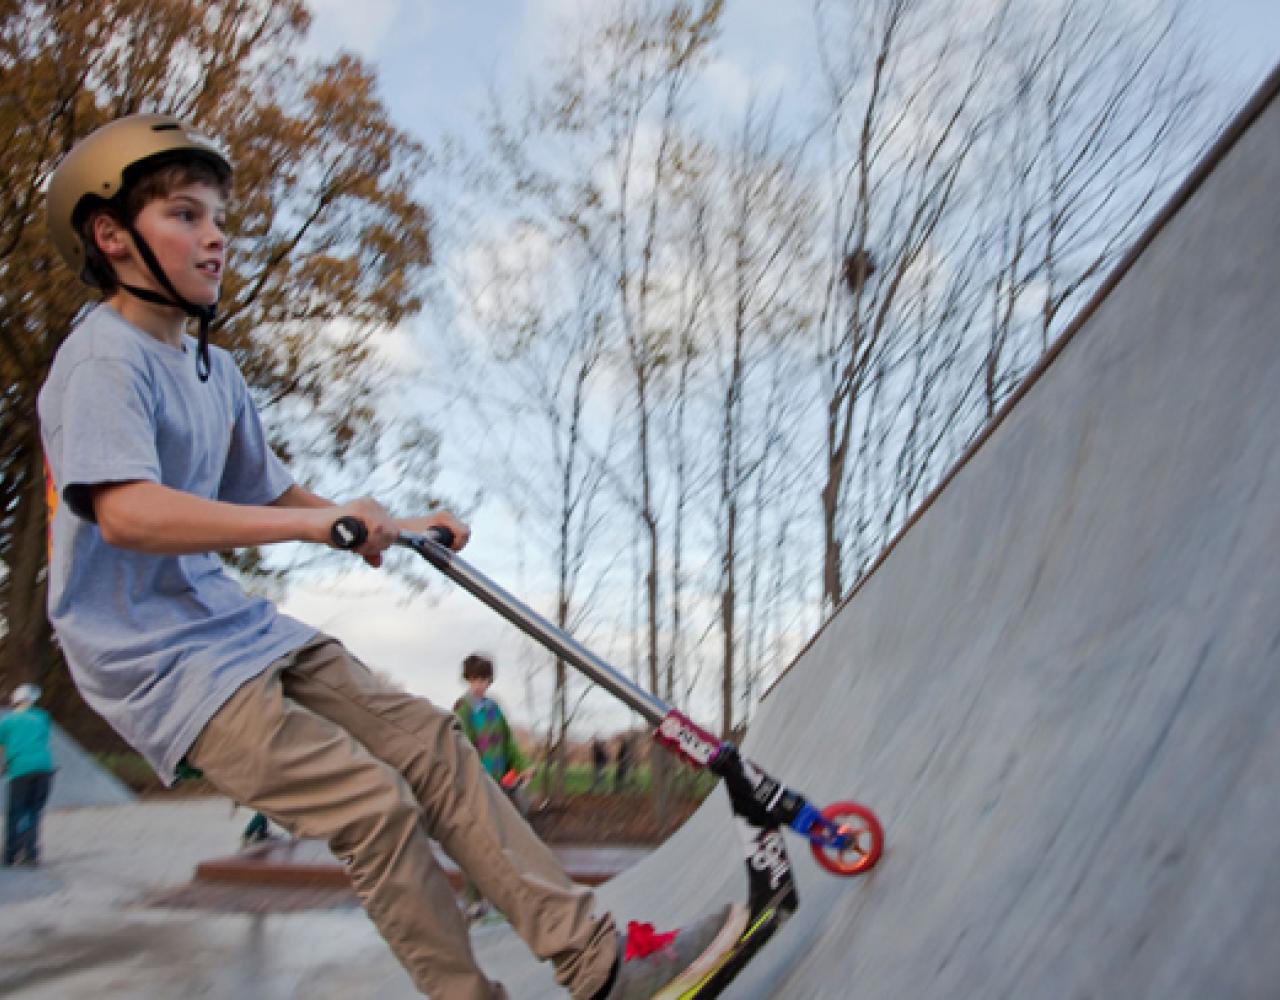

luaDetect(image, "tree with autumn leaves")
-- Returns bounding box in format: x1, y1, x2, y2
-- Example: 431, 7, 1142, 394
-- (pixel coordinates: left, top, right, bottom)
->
0, 1, 436, 727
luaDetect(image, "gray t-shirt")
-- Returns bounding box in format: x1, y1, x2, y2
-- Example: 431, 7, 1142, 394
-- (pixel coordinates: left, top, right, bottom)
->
38, 305, 317, 784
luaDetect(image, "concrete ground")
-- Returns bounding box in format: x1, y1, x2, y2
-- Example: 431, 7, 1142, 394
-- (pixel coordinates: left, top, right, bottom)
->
0, 799, 429, 998
0, 796, 642, 998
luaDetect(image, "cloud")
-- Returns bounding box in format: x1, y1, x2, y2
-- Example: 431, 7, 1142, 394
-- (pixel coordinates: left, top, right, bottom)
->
453, 219, 561, 336
278, 567, 640, 733
280, 573, 532, 712
517, 0, 596, 66
302, 0, 438, 62
697, 54, 796, 121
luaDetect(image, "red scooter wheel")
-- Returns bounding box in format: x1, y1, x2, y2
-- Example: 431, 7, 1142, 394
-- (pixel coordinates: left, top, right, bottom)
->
810, 800, 884, 876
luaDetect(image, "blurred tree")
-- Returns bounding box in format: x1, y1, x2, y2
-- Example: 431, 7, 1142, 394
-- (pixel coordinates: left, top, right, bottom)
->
449, 0, 728, 821
0, 1, 436, 726
811, 0, 1205, 607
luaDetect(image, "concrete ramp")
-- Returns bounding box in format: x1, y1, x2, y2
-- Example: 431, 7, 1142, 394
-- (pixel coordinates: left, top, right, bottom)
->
44, 721, 134, 809
477, 66, 1280, 998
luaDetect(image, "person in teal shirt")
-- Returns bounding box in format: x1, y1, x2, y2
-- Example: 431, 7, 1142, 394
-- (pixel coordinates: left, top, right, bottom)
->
0, 684, 55, 866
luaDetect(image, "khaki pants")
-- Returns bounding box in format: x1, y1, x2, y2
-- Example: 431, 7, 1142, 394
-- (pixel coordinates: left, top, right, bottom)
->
188, 636, 617, 999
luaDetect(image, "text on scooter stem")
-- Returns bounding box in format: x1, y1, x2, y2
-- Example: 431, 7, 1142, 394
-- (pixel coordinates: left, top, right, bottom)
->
655, 710, 720, 767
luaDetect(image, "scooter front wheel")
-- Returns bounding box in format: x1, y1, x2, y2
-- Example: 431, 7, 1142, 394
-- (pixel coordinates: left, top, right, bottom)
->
810, 800, 884, 876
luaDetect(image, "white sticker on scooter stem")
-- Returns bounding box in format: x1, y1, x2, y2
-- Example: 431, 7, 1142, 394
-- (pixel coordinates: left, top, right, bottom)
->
748, 829, 791, 891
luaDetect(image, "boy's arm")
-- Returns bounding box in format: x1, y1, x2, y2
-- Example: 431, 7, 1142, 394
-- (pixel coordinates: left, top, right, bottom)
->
500, 711, 527, 774
92, 480, 337, 553
93, 480, 471, 566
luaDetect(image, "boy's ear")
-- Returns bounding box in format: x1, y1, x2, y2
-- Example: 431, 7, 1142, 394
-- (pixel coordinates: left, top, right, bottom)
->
90, 211, 131, 262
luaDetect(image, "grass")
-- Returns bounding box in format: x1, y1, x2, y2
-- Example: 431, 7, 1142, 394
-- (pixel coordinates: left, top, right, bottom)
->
94, 752, 161, 789
95, 753, 718, 801
528, 762, 716, 799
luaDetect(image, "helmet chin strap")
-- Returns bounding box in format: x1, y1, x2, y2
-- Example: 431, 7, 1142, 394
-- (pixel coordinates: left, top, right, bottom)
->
120, 223, 217, 382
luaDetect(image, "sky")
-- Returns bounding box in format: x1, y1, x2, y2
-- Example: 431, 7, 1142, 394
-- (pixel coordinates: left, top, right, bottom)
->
279, 0, 1280, 731
296, 0, 1280, 136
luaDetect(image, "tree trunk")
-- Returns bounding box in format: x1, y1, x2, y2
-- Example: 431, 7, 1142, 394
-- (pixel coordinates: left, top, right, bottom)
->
820, 396, 848, 610
0, 425, 52, 693
720, 509, 736, 739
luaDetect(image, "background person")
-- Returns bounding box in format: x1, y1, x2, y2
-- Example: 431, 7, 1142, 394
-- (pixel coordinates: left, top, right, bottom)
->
614, 734, 633, 792
454, 653, 531, 921
0, 684, 55, 866
591, 737, 608, 792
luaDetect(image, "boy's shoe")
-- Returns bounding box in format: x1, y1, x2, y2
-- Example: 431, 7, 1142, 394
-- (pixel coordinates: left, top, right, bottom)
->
598, 903, 746, 1000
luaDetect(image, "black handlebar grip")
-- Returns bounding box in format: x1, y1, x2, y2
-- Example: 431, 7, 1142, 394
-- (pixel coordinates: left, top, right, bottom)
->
427, 525, 456, 548
330, 516, 368, 550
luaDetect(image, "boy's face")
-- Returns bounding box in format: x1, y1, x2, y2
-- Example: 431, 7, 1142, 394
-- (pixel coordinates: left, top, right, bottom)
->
103, 180, 227, 307
468, 676, 492, 699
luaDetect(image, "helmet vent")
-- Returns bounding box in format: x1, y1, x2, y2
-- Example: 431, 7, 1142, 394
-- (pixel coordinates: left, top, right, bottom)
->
152, 122, 181, 132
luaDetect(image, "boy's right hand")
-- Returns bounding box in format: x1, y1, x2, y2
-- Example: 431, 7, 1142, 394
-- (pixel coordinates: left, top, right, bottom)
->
322, 497, 398, 568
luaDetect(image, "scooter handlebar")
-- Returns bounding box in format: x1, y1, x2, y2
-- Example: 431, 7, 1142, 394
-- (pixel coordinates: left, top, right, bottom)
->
329, 516, 455, 551
329, 516, 367, 550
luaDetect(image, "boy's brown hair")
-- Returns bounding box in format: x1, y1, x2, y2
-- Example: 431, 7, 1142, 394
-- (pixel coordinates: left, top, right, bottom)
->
462, 653, 494, 681
80, 157, 231, 294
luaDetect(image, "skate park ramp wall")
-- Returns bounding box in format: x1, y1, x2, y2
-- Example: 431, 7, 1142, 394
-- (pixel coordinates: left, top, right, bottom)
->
476, 64, 1280, 998
0, 713, 135, 809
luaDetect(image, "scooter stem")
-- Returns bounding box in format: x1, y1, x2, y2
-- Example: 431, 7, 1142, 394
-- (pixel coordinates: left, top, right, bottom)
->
396, 529, 671, 723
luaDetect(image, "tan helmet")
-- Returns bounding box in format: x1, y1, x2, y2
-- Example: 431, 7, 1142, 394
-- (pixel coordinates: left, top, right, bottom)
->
46, 113, 231, 284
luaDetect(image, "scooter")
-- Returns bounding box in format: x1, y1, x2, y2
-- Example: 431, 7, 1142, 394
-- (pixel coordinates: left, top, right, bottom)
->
331, 518, 884, 998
